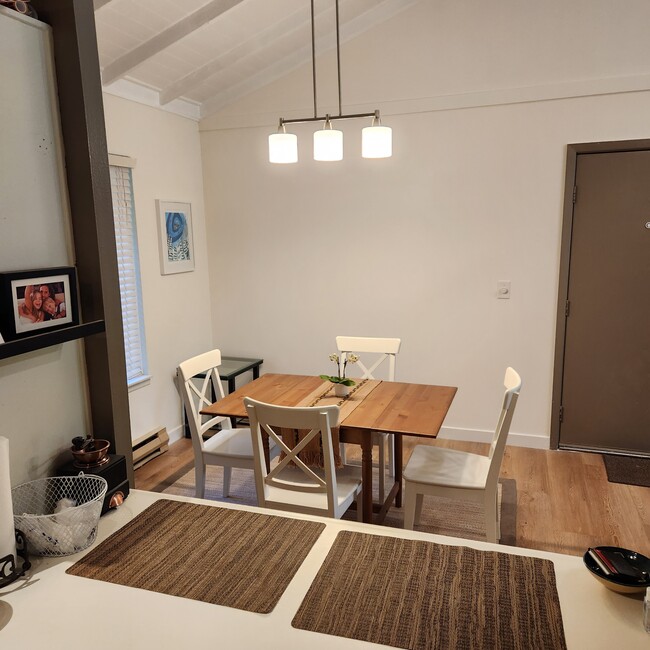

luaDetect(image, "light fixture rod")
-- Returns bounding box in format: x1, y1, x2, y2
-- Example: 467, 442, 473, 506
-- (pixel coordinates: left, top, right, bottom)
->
280, 111, 378, 126
335, 0, 342, 117
311, 0, 317, 119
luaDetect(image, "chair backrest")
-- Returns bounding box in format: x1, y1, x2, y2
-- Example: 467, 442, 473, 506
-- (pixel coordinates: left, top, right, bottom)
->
244, 397, 341, 516
335, 336, 401, 381
486, 367, 522, 487
178, 349, 230, 456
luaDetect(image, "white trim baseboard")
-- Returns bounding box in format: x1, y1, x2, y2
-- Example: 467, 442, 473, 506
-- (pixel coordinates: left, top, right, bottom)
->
438, 426, 549, 450
166, 423, 548, 448
167, 424, 185, 445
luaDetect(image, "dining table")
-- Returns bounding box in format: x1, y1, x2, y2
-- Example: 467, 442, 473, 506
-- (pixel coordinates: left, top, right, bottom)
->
200, 373, 457, 524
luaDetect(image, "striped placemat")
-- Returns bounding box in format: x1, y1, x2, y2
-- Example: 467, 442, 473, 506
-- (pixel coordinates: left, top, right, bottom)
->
278, 379, 380, 468
297, 378, 380, 414
67, 499, 325, 614
292, 530, 566, 650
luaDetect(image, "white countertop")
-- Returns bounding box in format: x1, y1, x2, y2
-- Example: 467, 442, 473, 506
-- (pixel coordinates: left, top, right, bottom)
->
0, 489, 647, 649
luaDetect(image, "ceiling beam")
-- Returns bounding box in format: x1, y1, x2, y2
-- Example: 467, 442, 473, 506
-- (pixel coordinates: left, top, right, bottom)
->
160, 2, 329, 105
101, 0, 245, 86
93, 0, 113, 10
199, 0, 419, 118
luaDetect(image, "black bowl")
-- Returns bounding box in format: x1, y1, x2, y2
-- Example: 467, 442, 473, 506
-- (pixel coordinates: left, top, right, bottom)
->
583, 546, 650, 594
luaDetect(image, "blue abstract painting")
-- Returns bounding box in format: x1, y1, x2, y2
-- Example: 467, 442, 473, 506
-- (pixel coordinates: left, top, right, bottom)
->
165, 210, 191, 262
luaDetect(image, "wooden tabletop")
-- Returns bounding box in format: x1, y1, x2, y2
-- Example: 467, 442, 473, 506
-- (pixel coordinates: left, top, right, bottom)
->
203, 373, 457, 439
204, 374, 324, 419
341, 380, 457, 437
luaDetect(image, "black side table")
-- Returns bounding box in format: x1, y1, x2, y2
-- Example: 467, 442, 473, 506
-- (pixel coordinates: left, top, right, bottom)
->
219, 356, 263, 394
57, 454, 130, 515
183, 356, 263, 438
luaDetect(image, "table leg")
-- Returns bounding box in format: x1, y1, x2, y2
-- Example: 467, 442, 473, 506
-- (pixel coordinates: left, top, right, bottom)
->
394, 433, 403, 508
361, 435, 373, 524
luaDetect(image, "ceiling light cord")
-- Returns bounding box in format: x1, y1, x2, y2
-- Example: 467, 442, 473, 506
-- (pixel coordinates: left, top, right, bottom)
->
311, 0, 317, 119
335, 0, 342, 117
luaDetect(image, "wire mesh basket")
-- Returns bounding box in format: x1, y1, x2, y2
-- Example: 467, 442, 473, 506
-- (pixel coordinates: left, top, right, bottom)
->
12, 474, 108, 557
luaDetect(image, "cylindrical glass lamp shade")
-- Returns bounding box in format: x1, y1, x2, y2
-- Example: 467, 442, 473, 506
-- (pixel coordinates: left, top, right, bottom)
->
313, 128, 343, 161
269, 132, 298, 163
362, 125, 392, 158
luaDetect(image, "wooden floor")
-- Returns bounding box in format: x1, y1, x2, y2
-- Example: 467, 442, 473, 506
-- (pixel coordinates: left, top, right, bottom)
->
135, 436, 650, 558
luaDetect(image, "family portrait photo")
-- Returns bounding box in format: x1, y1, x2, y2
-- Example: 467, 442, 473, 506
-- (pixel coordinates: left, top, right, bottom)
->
0, 267, 78, 340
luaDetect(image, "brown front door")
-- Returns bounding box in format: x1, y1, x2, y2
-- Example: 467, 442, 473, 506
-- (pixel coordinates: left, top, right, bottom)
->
558, 149, 650, 454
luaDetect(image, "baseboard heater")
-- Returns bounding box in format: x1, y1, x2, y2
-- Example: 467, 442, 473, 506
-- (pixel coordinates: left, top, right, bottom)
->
132, 426, 169, 469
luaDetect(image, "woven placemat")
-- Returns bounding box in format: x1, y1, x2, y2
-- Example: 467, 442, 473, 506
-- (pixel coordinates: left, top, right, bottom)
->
67, 499, 325, 613
292, 530, 566, 650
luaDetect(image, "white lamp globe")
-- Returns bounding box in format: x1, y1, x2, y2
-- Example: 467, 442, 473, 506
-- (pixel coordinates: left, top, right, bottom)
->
313, 127, 343, 161
362, 124, 392, 158
269, 132, 298, 164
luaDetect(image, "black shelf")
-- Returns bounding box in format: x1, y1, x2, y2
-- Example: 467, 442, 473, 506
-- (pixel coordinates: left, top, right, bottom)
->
0, 320, 105, 360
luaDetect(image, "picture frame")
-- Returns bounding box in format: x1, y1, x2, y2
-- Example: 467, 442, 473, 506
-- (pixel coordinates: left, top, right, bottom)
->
156, 200, 195, 275
0, 267, 79, 341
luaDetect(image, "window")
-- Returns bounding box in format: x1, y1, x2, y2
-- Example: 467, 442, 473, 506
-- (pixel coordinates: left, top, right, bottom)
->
109, 156, 149, 388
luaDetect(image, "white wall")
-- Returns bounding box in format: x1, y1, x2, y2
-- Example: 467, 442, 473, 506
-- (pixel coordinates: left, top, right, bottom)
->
0, 10, 89, 486
199, 0, 650, 447
103, 94, 213, 444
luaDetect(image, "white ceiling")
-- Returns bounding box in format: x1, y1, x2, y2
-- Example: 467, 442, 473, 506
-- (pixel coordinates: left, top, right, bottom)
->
94, 0, 419, 120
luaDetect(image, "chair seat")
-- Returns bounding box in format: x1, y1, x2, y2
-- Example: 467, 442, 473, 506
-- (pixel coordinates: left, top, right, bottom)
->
403, 445, 490, 490
203, 427, 276, 459
263, 465, 362, 512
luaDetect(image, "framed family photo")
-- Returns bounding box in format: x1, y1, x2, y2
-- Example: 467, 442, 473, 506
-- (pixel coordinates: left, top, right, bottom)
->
156, 200, 195, 275
0, 267, 79, 341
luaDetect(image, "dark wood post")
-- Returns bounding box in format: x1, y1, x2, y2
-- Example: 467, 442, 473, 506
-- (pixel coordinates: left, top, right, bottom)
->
32, 0, 134, 485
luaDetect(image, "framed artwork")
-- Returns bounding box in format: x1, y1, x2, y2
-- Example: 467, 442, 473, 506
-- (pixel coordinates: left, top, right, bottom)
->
156, 200, 195, 275
0, 267, 79, 341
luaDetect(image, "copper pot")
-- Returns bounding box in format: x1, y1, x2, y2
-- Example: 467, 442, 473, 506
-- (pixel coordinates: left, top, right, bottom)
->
70, 439, 110, 468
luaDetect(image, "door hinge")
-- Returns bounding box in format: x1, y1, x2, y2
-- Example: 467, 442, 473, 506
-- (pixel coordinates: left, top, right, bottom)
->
565, 300, 570, 317
572, 185, 577, 203
559, 405, 564, 423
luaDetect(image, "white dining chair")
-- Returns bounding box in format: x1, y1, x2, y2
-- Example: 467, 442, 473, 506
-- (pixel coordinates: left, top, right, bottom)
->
178, 349, 279, 499
402, 367, 521, 543
336, 336, 401, 501
244, 398, 362, 519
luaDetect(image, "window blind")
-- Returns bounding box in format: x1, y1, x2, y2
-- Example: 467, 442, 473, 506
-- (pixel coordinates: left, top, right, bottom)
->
109, 164, 148, 384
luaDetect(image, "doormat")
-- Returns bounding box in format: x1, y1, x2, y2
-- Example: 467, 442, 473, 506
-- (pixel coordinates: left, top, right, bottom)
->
603, 455, 650, 488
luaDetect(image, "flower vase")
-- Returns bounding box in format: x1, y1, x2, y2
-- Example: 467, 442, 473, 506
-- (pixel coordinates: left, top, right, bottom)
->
334, 383, 350, 398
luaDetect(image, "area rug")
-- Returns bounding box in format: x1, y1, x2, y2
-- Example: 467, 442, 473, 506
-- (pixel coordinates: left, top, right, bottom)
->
603, 454, 650, 487
152, 463, 517, 545
292, 530, 566, 650
67, 499, 325, 613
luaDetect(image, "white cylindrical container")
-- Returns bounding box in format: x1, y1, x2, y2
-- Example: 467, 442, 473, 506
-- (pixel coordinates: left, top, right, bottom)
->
0, 437, 16, 572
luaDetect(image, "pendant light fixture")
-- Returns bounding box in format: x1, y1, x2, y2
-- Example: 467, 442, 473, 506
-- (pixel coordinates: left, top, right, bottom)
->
268, 122, 298, 164
313, 115, 343, 161
268, 0, 392, 163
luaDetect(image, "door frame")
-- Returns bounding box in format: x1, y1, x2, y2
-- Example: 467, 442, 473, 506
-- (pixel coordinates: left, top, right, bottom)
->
551, 138, 650, 450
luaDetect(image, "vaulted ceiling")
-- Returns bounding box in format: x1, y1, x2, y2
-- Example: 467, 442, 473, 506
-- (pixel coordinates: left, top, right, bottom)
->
94, 0, 419, 120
